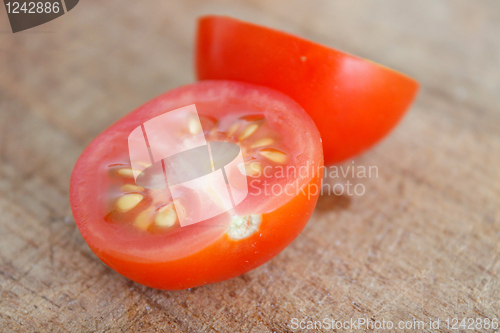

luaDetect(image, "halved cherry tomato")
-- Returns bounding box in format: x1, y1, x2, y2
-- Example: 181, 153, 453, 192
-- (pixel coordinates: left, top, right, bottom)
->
70, 81, 323, 290
196, 16, 419, 165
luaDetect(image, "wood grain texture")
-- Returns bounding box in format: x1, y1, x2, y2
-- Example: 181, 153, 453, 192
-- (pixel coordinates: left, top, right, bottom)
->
1, 0, 499, 332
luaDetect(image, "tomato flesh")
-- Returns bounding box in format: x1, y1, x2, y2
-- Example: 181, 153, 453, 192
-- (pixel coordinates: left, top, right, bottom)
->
196, 16, 420, 165
70, 81, 323, 289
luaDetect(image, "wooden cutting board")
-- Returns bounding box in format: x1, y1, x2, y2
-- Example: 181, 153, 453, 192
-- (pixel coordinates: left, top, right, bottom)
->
1, 0, 499, 331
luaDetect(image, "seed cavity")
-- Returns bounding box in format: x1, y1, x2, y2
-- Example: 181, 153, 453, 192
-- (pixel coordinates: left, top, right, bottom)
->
116, 194, 143, 212
239, 114, 265, 122
121, 184, 144, 193
259, 148, 287, 164
227, 214, 262, 240
238, 161, 262, 177
154, 204, 178, 228
251, 138, 274, 148
239, 124, 259, 140
199, 115, 218, 133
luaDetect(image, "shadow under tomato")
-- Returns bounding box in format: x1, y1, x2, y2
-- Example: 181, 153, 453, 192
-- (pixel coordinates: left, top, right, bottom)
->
315, 191, 352, 212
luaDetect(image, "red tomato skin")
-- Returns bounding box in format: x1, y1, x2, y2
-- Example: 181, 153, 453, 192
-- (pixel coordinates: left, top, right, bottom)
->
91, 174, 321, 290
196, 16, 420, 165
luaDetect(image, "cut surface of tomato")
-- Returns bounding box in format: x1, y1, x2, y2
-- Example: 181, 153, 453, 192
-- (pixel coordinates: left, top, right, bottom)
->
70, 81, 323, 290
196, 15, 420, 165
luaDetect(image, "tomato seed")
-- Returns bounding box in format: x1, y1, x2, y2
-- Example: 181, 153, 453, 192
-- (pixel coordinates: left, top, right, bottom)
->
239, 123, 259, 140
251, 137, 274, 148
135, 209, 153, 230
238, 161, 262, 177
117, 168, 140, 178
155, 204, 178, 228
259, 148, 287, 164
116, 194, 144, 212
121, 184, 145, 193
227, 123, 239, 137
188, 114, 202, 135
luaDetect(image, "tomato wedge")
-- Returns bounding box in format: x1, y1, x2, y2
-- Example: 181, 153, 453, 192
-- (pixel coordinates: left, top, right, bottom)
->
196, 16, 419, 165
70, 81, 323, 290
